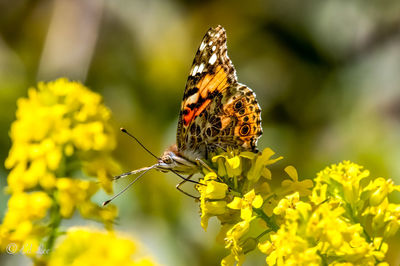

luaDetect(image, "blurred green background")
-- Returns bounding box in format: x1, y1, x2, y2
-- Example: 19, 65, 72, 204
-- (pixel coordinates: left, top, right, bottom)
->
1, 0, 400, 265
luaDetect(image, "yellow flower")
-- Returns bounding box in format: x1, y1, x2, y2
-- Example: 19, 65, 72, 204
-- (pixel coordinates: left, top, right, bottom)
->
259, 224, 321, 266
281, 166, 313, 196
83, 155, 121, 194
227, 189, 263, 221
79, 202, 118, 230
309, 183, 327, 205
48, 227, 156, 266
224, 220, 252, 265
5, 78, 118, 193
273, 192, 311, 222
316, 161, 370, 205
247, 148, 283, 182
212, 153, 242, 177
363, 178, 400, 207
0, 192, 52, 250
1, 79, 125, 264
197, 172, 229, 230
56, 178, 99, 218
273, 192, 299, 216
362, 199, 400, 238
201, 155, 399, 265
307, 202, 348, 248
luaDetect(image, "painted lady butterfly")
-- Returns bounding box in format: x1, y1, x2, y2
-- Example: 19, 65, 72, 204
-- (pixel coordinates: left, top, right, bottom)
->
106, 25, 262, 202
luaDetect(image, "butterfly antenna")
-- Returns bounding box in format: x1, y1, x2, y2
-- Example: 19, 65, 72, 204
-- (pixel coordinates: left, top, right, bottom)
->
103, 165, 156, 206
120, 128, 159, 160
113, 165, 156, 181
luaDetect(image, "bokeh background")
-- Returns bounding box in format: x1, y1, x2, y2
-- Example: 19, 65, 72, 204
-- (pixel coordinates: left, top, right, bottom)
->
1, 0, 400, 265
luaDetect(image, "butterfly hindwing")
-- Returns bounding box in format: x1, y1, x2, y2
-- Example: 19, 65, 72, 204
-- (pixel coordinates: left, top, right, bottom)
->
177, 26, 262, 158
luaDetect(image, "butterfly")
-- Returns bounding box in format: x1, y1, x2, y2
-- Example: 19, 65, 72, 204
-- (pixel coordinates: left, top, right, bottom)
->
104, 25, 262, 204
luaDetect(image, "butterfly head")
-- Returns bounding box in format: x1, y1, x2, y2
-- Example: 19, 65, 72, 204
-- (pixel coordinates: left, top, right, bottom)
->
156, 144, 199, 175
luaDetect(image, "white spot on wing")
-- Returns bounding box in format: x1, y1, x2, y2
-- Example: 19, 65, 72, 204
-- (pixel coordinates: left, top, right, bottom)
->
199, 41, 206, 51
215, 33, 220, 38
186, 93, 198, 104
212, 46, 216, 51
209, 53, 217, 65
197, 63, 205, 73
209, 41, 213, 46
192, 65, 199, 75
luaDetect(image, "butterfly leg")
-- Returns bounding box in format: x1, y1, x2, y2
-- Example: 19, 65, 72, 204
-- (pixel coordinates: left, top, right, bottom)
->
176, 174, 199, 199
196, 158, 226, 184
195, 158, 214, 172
214, 143, 227, 152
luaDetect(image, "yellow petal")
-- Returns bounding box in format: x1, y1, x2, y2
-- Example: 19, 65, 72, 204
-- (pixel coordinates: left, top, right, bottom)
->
206, 181, 228, 199
227, 197, 243, 210
284, 165, 298, 181
226, 156, 240, 169
252, 195, 263, 209
241, 206, 253, 220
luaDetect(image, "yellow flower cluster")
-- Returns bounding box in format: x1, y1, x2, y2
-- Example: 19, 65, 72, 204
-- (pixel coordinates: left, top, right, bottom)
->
56, 178, 117, 229
259, 161, 400, 265
1, 79, 119, 255
47, 227, 156, 266
0, 192, 51, 252
197, 150, 400, 265
197, 148, 311, 265
5, 78, 118, 193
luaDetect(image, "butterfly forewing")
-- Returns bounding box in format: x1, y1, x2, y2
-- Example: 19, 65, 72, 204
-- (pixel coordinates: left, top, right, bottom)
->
176, 26, 262, 159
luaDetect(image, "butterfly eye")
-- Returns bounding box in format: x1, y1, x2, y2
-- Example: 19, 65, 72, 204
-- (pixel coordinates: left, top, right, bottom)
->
163, 156, 173, 164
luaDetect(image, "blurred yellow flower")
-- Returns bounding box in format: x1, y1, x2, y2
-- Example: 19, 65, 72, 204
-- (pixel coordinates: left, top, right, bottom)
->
48, 227, 156, 266
363, 177, 400, 207
0, 192, 51, 250
1, 79, 121, 262
56, 178, 98, 217
5, 78, 119, 193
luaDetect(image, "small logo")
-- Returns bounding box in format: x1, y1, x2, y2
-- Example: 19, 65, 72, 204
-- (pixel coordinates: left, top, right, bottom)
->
6, 242, 49, 255
6, 243, 18, 254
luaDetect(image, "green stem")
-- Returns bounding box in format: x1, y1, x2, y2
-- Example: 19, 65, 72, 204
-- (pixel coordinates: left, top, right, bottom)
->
317, 250, 328, 266
256, 229, 273, 241
254, 208, 279, 232
345, 203, 372, 242
44, 191, 62, 253
234, 175, 238, 190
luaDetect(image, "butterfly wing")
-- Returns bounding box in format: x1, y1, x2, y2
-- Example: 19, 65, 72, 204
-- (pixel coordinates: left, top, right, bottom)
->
177, 26, 262, 158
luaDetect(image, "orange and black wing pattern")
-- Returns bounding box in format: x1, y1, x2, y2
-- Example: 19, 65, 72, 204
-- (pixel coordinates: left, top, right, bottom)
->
176, 26, 262, 158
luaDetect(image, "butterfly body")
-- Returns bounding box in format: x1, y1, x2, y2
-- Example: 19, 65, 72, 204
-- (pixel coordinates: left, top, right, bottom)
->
155, 25, 262, 176
156, 144, 200, 175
